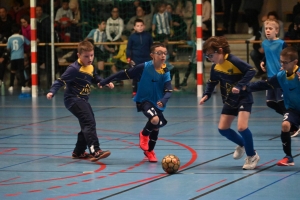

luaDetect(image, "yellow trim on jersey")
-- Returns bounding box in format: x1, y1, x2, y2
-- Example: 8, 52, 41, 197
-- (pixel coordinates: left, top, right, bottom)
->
156, 63, 167, 74
214, 54, 243, 75
286, 65, 299, 80
78, 59, 94, 76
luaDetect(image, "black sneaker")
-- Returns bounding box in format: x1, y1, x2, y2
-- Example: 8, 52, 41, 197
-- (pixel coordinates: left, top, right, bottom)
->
90, 150, 111, 162
72, 151, 93, 159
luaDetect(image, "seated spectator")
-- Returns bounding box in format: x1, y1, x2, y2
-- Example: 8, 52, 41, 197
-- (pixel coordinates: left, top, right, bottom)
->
86, 19, 115, 77
20, 15, 30, 53
0, 7, 15, 41
166, 3, 187, 41
0, 47, 10, 86
202, 0, 212, 39
126, 6, 152, 33
8, 0, 29, 25
55, 0, 74, 42
287, 14, 300, 66
174, 0, 194, 39
69, 0, 82, 42
243, 0, 264, 36
261, 11, 284, 40
293, 0, 300, 20
106, 6, 124, 42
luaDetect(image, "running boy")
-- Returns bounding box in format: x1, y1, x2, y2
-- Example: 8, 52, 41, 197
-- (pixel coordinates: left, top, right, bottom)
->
101, 43, 172, 162
46, 40, 114, 162
242, 46, 299, 166
200, 36, 259, 170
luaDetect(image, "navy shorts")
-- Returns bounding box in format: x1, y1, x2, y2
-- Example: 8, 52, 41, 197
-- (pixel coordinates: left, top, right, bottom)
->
283, 109, 300, 127
136, 101, 167, 128
221, 103, 252, 116
266, 88, 283, 102
10, 58, 24, 71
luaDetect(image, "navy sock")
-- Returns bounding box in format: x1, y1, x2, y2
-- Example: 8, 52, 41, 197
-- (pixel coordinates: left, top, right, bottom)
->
142, 121, 155, 136
281, 131, 292, 157
148, 130, 159, 151
218, 128, 244, 147
239, 128, 255, 156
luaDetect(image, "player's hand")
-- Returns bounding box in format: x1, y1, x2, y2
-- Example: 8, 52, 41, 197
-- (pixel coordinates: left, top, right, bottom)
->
152, 32, 156, 38
106, 82, 114, 89
46, 93, 53, 100
260, 62, 266, 72
157, 101, 163, 108
232, 87, 240, 94
199, 95, 208, 105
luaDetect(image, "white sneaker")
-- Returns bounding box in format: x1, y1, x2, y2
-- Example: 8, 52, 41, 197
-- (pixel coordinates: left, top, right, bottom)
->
21, 86, 31, 91
291, 128, 300, 137
243, 151, 260, 170
8, 86, 13, 91
248, 27, 253, 34
233, 145, 245, 159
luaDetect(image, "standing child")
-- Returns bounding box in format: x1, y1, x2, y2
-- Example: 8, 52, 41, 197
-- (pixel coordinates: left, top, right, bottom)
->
7, 24, 30, 92
100, 43, 172, 162
200, 36, 259, 170
46, 40, 114, 162
126, 18, 153, 97
243, 46, 300, 166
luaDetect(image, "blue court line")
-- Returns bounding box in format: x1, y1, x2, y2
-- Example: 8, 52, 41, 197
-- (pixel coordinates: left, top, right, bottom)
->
237, 170, 300, 199
0, 134, 23, 140
0, 150, 71, 170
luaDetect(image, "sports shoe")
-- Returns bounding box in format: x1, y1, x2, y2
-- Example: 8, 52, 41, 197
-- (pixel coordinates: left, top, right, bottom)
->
8, 86, 13, 91
277, 156, 295, 166
291, 128, 300, 138
139, 131, 149, 151
243, 151, 260, 170
90, 150, 111, 162
248, 27, 253, 34
144, 150, 158, 162
179, 81, 187, 87
21, 86, 31, 91
72, 151, 93, 159
233, 145, 245, 160
132, 92, 137, 98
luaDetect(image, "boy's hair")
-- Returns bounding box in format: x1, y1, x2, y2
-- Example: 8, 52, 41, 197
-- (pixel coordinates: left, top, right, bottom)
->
134, 18, 144, 26
281, 46, 298, 61
267, 11, 279, 19
78, 40, 94, 54
98, 19, 106, 25
11, 24, 20, 34
203, 36, 231, 54
150, 43, 166, 53
21, 15, 30, 24
264, 19, 279, 30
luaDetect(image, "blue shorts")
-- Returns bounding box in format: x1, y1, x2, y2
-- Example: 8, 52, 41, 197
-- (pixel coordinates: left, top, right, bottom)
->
136, 101, 167, 128
221, 103, 252, 116
266, 88, 283, 102
283, 109, 300, 127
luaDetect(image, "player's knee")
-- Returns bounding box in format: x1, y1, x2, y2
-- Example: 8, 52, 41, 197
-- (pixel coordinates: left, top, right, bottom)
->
218, 128, 229, 137
150, 116, 160, 125
282, 121, 291, 132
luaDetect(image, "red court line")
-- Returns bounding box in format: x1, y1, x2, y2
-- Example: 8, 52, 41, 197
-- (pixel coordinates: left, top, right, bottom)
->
5, 192, 22, 197
28, 189, 42, 193
58, 159, 82, 167
196, 179, 227, 192
256, 159, 277, 168
0, 148, 17, 155
172, 128, 194, 136
0, 176, 20, 183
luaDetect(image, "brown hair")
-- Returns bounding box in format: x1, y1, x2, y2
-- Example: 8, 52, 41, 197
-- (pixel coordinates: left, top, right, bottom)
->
77, 40, 94, 54
150, 43, 166, 53
281, 46, 298, 61
203, 36, 230, 54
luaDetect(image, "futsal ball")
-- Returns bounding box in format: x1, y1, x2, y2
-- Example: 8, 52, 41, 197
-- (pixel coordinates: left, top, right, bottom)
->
161, 154, 180, 174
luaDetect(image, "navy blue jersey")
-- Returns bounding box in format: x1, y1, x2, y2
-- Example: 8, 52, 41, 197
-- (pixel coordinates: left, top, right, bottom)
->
204, 54, 256, 108
101, 61, 172, 111
49, 59, 102, 109
247, 66, 300, 111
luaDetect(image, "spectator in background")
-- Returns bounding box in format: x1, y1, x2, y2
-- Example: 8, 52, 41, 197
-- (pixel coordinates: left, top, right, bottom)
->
106, 6, 124, 43
293, 0, 300, 20
8, 0, 29, 25
223, 0, 242, 34
152, 2, 173, 42
0, 7, 15, 42
243, 0, 264, 36
126, 6, 152, 33
287, 14, 300, 66
174, 0, 193, 39
261, 11, 285, 40
55, 0, 73, 42
20, 15, 30, 53
0, 48, 10, 87
69, 0, 82, 42
202, 0, 212, 39
166, 3, 187, 41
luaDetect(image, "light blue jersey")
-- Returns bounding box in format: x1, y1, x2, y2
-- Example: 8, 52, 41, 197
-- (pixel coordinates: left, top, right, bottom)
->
7, 34, 30, 60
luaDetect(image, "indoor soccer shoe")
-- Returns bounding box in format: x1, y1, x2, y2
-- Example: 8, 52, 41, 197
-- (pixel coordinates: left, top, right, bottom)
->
243, 151, 260, 170
90, 150, 111, 162
144, 150, 158, 162
291, 128, 300, 138
233, 145, 245, 159
277, 156, 295, 166
72, 151, 93, 159
139, 131, 149, 151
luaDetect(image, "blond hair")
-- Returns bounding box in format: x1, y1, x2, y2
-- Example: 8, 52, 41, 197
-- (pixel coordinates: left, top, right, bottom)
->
264, 19, 279, 30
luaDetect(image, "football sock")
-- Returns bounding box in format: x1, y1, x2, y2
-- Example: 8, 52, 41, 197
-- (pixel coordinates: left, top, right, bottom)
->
239, 128, 255, 156
148, 130, 159, 151
281, 131, 292, 157
142, 121, 156, 136
218, 128, 244, 147
10, 73, 15, 87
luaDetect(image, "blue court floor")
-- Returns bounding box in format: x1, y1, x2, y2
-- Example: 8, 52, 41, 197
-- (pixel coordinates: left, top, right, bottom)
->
0, 84, 300, 200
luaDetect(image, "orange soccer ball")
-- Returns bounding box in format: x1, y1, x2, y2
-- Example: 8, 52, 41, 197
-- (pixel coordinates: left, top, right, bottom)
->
161, 154, 180, 174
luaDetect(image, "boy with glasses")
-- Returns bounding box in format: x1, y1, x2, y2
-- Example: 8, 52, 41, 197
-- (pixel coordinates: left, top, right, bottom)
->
100, 43, 172, 162
200, 36, 259, 170
241, 46, 300, 166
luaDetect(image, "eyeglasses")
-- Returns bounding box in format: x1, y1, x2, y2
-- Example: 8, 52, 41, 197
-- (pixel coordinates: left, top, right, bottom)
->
280, 59, 295, 65
205, 51, 217, 59
153, 51, 168, 56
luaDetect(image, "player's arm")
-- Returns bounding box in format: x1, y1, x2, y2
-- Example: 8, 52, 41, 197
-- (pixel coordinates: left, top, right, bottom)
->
233, 60, 256, 90
202, 65, 219, 101
159, 80, 172, 107
246, 75, 281, 92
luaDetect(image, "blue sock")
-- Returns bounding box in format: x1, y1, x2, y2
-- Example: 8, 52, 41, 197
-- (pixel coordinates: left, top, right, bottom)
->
218, 128, 244, 147
238, 128, 255, 156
